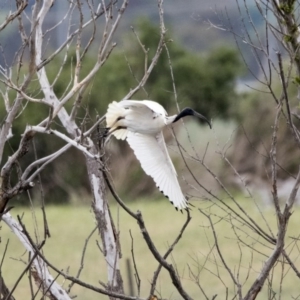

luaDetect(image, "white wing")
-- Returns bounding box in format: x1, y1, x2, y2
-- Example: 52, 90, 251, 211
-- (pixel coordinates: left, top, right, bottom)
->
126, 131, 187, 210
119, 100, 167, 116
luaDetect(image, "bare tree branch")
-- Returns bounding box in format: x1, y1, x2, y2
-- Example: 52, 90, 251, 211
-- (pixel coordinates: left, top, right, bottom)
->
2, 212, 71, 300
0, 0, 28, 32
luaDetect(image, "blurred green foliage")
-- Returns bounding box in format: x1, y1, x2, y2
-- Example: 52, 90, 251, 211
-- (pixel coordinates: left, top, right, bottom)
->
224, 69, 300, 185
1, 18, 243, 205
45, 18, 243, 118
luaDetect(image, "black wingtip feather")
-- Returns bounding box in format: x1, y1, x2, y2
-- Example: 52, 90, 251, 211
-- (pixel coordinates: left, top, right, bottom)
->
159, 188, 187, 212
160, 189, 169, 199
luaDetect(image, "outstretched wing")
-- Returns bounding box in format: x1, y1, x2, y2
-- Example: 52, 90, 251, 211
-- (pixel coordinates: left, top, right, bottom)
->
126, 131, 187, 210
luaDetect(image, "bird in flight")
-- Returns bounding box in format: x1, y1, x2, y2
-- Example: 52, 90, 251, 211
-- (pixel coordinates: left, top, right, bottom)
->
105, 100, 211, 211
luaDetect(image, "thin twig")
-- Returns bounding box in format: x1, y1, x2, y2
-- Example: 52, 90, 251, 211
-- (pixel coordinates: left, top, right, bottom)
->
67, 226, 97, 293
5, 241, 45, 300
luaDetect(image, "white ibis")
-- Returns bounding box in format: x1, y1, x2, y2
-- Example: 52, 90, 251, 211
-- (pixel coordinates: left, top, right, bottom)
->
105, 100, 211, 210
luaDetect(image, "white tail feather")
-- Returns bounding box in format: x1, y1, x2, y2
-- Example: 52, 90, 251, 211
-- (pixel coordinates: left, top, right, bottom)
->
106, 101, 128, 140
113, 128, 128, 140
106, 101, 124, 127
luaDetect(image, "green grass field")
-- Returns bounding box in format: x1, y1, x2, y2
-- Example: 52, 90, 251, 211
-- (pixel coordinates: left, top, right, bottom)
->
1, 198, 300, 299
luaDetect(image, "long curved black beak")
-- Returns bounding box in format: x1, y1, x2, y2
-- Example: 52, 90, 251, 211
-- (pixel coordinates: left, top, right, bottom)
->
172, 107, 212, 129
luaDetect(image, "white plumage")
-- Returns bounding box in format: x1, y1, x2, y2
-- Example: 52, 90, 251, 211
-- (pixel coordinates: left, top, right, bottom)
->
105, 100, 211, 211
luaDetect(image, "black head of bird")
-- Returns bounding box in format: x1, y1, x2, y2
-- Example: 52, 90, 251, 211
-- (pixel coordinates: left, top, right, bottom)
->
172, 107, 212, 129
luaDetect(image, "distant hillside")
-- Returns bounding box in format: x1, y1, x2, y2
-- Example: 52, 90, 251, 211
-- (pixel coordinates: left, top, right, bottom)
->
0, 0, 262, 68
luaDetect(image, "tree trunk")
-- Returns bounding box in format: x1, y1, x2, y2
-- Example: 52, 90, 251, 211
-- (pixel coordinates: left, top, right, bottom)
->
85, 151, 124, 298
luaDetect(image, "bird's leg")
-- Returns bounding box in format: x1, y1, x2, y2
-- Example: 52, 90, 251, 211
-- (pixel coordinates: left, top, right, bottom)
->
100, 126, 127, 147
108, 116, 125, 130
100, 116, 125, 138
99, 123, 124, 139
107, 126, 127, 136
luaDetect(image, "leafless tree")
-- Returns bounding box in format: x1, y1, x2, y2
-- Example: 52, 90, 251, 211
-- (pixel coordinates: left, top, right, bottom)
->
0, 0, 193, 299
2, 0, 300, 300
186, 0, 300, 299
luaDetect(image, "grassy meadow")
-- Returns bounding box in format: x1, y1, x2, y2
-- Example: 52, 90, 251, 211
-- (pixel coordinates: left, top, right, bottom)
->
1, 198, 300, 299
